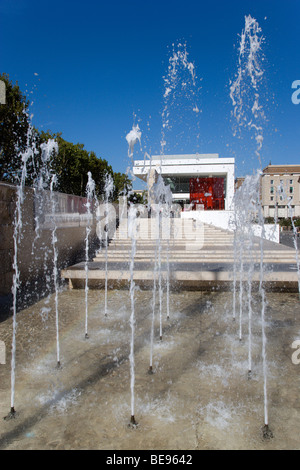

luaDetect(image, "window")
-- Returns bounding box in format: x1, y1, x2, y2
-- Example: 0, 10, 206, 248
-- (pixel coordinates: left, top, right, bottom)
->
270, 179, 274, 184
270, 196, 274, 201
290, 187, 293, 193
270, 186, 274, 194
290, 180, 293, 184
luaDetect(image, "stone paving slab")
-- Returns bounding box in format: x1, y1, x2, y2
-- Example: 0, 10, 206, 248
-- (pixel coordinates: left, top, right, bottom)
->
61, 260, 299, 292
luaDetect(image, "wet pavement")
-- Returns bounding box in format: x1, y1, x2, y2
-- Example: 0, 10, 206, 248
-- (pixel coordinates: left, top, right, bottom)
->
0, 287, 299, 450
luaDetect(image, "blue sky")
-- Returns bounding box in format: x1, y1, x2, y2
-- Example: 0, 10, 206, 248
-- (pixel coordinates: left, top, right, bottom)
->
1, 0, 299, 189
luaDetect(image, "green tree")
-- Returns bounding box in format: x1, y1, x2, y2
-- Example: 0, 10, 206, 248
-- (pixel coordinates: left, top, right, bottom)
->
0, 76, 132, 198
0, 73, 32, 182
112, 172, 132, 201
38, 131, 107, 196
128, 191, 147, 205
38, 131, 131, 199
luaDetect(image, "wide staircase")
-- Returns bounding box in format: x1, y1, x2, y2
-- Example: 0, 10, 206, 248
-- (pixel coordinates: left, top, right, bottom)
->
93, 217, 296, 264
61, 216, 299, 291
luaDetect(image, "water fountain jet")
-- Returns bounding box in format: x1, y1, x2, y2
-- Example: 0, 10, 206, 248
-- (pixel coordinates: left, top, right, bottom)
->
230, 16, 276, 439
50, 174, 61, 368
84, 171, 96, 338
128, 203, 138, 427
103, 173, 114, 317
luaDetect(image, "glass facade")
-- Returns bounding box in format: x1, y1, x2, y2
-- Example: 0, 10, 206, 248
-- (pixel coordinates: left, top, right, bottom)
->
163, 176, 191, 193
163, 176, 226, 210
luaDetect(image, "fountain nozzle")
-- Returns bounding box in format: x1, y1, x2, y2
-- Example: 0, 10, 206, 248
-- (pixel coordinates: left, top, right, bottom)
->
4, 407, 16, 420
262, 424, 273, 439
129, 415, 138, 428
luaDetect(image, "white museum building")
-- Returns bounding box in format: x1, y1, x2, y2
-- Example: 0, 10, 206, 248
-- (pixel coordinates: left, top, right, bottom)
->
133, 153, 235, 230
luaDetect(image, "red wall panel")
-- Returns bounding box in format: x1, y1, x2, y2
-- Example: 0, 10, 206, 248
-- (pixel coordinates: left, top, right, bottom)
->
189, 177, 224, 210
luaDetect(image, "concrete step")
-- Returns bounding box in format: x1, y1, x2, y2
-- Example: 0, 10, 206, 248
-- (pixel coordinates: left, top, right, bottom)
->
114, 241, 233, 247
93, 258, 297, 265
112, 237, 234, 242
95, 250, 296, 256
61, 261, 299, 292
95, 245, 295, 253
93, 253, 297, 263
60, 219, 299, 292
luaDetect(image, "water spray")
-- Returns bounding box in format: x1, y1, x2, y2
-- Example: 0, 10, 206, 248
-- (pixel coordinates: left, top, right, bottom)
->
103, 173, 114, 317
84, 171, 96, 338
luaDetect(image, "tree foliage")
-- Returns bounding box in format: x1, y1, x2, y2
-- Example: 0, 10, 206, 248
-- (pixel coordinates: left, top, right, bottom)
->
0, 73, 31, 182
37, 131, 132, 200
0, 75, 132, 200
112, 172, 132, 201
128, 190, 148, 205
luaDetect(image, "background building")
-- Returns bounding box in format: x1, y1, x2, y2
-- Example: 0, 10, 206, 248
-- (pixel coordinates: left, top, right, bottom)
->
133, 154, 235, 211
234, 177, 245, 191
261, 164, 300, 219
133, 154, 280, 240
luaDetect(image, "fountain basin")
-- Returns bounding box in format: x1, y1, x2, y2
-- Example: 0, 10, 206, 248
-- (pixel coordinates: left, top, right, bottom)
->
0, 288, 299, 450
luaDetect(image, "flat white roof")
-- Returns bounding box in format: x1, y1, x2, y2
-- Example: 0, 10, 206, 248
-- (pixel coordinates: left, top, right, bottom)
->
133, 154, 235, 182
134, 156, 234, 168
150, 153, 219, 160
